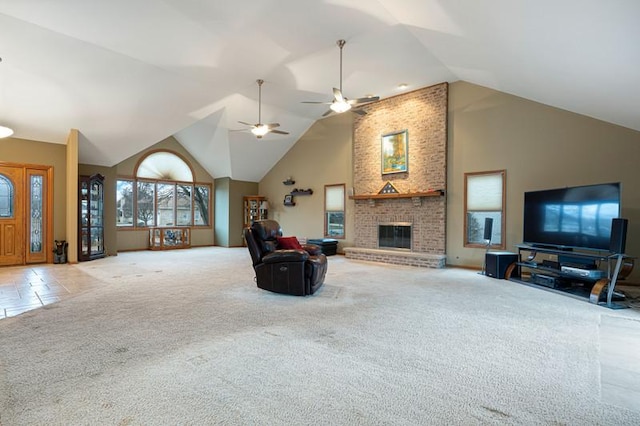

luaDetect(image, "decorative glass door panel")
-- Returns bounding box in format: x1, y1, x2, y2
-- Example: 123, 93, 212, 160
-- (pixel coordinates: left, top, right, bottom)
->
26, 170, 48, 263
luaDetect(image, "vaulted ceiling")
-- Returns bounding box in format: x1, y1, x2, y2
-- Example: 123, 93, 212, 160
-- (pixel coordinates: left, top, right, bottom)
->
1, 1, 638, 181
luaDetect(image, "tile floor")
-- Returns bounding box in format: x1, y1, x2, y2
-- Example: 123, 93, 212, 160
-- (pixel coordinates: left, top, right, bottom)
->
0, 263, 100, 319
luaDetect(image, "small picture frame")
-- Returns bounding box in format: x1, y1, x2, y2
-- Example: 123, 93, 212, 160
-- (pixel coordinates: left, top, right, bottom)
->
284, 194, 293, 205
381, 130, 408, 175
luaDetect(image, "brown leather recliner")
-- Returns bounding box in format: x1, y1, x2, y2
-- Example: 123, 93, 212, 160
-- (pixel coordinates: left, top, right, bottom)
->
244, 219, 327, 296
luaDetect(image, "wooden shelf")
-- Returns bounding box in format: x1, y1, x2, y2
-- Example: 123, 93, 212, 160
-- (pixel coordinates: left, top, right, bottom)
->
349, 190, 444, 200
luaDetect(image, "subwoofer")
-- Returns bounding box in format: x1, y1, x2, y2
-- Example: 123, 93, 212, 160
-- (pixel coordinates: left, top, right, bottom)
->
609, 218, 628, 254
485, 252, 518, 279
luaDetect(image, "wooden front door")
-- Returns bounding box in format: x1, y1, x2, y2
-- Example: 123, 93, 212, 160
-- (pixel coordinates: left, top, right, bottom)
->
0, 166, 25, 266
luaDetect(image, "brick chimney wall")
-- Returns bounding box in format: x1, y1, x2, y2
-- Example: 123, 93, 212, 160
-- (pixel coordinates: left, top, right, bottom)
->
352, 83, 448, 255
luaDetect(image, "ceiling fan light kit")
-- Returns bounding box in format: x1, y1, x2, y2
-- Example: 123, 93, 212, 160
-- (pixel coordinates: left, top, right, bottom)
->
0, 57, 13, 138
330, 100, 352, 113
0, 125, 13, 138
302, 39, 379, 117
251, 124, 270, 137
237, 79, 290, 139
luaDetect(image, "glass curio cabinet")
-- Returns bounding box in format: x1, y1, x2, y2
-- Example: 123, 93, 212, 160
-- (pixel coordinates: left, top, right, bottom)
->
79, 174, 105, 261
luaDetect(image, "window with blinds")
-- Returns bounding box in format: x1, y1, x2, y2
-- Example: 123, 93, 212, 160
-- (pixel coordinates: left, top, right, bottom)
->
325, 184, 345, 238
464, 170, 506, 248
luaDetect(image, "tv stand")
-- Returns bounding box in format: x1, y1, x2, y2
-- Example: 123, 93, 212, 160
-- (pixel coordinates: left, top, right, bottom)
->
505, 244, 634, 308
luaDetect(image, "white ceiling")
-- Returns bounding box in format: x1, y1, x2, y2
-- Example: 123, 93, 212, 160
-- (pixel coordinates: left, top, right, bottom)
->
1, 0, 638, 182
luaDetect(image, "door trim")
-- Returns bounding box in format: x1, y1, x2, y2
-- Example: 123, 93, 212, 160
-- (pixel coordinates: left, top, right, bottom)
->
0, 161, 54, 265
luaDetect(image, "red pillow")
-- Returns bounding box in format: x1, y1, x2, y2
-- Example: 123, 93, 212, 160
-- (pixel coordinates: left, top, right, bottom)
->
277, 236, 303, 250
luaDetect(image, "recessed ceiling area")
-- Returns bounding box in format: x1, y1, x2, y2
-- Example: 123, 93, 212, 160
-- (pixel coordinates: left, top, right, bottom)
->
0, 0, 638, 182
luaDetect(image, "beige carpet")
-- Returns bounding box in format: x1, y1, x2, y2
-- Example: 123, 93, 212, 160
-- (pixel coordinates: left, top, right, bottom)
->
1, 247, 639, 425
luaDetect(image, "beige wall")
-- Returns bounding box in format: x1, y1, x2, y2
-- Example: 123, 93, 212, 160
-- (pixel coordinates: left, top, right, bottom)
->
3, 80, 640, 282
231, 180, 260, 246
259, 113, 354, 250
260, 81, 640, 281
114, 136, 215, 251
215, 178, 259, 247
0, 137, 67, 245
214, 177, 231, 247
447, 81, 640, 280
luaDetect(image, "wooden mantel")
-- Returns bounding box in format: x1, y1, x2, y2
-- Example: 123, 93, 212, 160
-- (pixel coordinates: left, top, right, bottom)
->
349, 190, 445, 200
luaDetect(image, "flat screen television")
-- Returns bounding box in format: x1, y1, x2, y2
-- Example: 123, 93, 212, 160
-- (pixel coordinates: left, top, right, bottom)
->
523, 182, 620, 252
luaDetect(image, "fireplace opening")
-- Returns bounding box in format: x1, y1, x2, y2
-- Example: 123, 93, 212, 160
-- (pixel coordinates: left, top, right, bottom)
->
378, 222, 412, 250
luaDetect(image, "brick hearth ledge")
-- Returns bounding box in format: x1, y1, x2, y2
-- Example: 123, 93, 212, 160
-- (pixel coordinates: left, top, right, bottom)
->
344, 247, 446, 268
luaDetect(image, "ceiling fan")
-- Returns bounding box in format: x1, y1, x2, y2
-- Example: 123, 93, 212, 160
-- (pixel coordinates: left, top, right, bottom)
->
236, 79, 290, 138
302, 39, 379, 117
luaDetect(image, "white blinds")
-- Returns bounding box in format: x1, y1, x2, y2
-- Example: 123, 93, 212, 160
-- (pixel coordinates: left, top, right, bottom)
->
467, 173, 503, 211
325, 185, 345, 211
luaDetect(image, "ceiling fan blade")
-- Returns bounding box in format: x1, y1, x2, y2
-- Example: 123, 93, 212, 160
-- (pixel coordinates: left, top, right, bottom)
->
322, 109, 333, 117
352, 109, 367, 116
266, 123, 280, 129
350, 96, 380, 105
301, 101, 331, 104
333, 88, 345, 103
238, 121, 254, 126
270, 129, 289, 135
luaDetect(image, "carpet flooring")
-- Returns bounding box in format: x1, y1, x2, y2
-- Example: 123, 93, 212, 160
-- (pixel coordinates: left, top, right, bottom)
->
1, 247, 639, 425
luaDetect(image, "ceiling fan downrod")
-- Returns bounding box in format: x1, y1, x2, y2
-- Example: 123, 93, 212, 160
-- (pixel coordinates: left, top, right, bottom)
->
256, 79, 264, 125
337, 39, 345, 93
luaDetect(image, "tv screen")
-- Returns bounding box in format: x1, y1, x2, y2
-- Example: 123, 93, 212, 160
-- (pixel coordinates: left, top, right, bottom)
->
523, 183, 620, 251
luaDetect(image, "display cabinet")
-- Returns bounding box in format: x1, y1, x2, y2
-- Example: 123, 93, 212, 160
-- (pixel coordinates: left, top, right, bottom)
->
243, 196, 268, 228
79, 174, 105, 261
149, 227, 191, 250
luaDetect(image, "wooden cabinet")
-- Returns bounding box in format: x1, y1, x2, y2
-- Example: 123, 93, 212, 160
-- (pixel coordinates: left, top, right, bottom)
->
149, 227, 191, 250
243, 196, 268, 229
79, 174, 105, 261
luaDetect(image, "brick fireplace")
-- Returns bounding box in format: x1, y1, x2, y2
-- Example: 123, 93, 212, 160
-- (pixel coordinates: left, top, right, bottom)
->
344, 83, 448, 268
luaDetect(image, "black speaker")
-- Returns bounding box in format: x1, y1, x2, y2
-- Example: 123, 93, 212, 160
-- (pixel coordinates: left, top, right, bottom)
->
609, 218, 628, 254
483, 218, 494, 241
486, 252, 518, 279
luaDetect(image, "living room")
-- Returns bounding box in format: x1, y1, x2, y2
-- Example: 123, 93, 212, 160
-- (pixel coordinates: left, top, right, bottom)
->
1, 1, 640, 423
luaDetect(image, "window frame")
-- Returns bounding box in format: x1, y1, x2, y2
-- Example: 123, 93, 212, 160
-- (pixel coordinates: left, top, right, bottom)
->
324, 183, 345, 239
464, 170, 506, 249
116, 150, 211, 230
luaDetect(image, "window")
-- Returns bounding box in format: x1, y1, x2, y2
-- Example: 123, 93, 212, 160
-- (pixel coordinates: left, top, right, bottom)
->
116, 180, 134, 226
116, 150, 211, 228
0, 174, 14, 218
464, 170, 505, 249
156, 183, 175, 226
325, 184, 345, 238
137, 181, 155, 226
193, 185, 209, 226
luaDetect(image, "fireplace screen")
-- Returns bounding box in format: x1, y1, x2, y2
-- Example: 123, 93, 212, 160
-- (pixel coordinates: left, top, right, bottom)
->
378, 223, 412, 250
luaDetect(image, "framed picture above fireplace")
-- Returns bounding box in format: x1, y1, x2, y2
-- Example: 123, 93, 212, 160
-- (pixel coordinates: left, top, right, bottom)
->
381, 130, 408, 175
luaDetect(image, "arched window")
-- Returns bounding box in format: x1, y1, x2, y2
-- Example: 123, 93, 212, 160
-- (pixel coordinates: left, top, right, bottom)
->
116, 151, 210, 228
0, 174, 14, 218
136, 151, 194, 181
